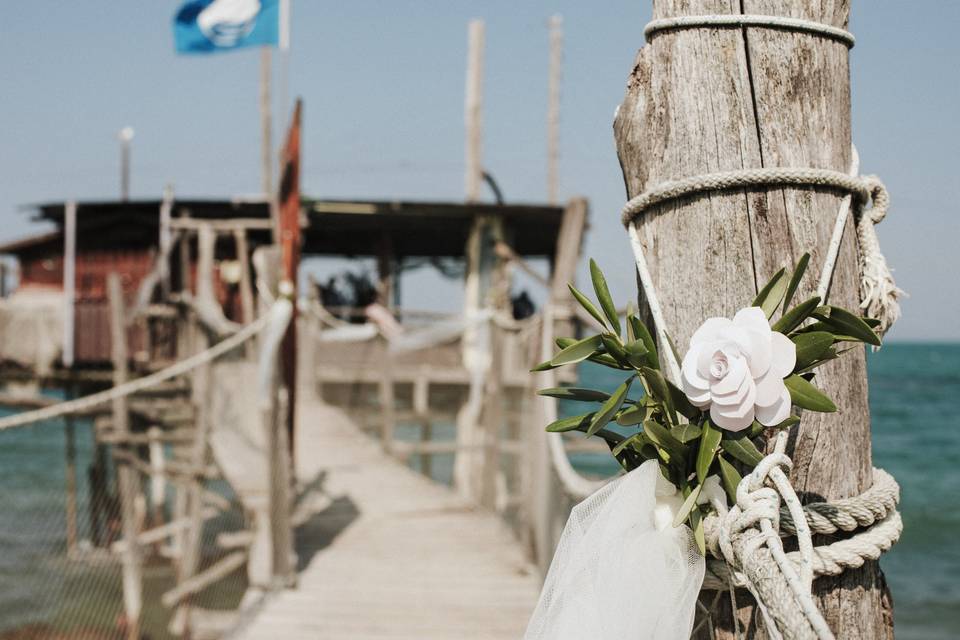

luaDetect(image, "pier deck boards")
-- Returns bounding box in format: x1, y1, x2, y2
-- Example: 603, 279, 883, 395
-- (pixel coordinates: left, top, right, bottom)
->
232, 397, 541, 639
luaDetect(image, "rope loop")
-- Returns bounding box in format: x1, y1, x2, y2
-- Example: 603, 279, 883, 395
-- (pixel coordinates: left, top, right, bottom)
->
644, 14, 855, 48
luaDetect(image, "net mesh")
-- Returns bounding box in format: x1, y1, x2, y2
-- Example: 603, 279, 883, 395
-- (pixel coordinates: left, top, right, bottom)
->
0, 409, 249, 640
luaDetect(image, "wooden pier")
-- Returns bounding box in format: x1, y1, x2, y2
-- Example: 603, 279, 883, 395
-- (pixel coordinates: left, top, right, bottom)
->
232, 395, 542, 640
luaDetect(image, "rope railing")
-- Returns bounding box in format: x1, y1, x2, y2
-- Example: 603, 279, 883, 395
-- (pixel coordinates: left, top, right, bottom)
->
0, 302, 282, 432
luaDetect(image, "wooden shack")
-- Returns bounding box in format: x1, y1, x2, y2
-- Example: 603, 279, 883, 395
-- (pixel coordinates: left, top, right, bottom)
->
0, 199, 273, 375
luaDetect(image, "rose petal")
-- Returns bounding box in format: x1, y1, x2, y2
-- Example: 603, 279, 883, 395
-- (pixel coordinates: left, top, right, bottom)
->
770, 331, 797, 378
682, 347, 709, 391
683, 375, 712, 407
756, 387, 792, 426
690, 317, 734, 348
710, 401, 755, 431
743, 328, 772, 377
733, 306, 769, 333
753, 366, 786, 408
710, 354, 748, 395
711, 372, 754, 406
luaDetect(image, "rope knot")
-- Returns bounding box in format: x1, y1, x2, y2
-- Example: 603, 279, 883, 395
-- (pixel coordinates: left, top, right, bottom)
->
860, 174, 889, 224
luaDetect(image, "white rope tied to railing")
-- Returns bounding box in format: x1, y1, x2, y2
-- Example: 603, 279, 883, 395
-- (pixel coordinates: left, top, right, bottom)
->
0, 300, 286, 432
644, 14, 855, 48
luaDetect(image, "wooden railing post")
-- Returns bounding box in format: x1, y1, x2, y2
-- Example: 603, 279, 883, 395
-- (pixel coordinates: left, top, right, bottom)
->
108, 273, 142, 640
613, 3, 891, 636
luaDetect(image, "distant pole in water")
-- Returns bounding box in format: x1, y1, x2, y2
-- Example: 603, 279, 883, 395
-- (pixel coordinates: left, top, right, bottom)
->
62, 200, 76, 368
547, 16, 563, 205
260, 47, 273, 199
464, 19, 485, 203
118, 127, 134, 201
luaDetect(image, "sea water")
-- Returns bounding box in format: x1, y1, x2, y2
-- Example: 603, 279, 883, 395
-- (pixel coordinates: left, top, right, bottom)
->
0, 344, 957, 638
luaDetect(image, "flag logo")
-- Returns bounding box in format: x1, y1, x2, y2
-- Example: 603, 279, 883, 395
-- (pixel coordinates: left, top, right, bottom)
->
174, 0, 279, 53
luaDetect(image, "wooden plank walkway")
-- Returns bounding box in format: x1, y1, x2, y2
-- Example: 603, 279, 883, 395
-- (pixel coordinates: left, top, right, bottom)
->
232, 396, 542, 639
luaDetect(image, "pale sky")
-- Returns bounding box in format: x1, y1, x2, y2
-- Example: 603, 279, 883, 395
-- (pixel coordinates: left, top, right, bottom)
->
0, 1, 955, 340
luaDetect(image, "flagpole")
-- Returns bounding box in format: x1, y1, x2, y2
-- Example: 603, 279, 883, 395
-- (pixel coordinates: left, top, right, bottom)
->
260, 47, 273, 199
279, 0, 291, 130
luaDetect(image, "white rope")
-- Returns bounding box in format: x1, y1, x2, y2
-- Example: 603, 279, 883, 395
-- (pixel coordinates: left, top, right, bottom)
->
622, 163, 902, 335
621, 152, 903, 636
0, 301, 283, 432
816, 148, 860, 300
644, 14, 855, 48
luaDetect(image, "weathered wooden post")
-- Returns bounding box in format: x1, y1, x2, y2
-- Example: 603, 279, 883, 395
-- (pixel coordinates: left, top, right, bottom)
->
613, 2, 892, 637
108, 273, 143, 640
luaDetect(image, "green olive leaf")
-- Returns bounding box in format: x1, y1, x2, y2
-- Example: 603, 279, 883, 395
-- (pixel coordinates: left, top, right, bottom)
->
792, 331, 835, 371
586, 377, 633, 437
537, 387, 611, 402
550, 334, 603, 367
589, 259, 621, 337
568, 283, 607, 330
717, 455, 743, 505
782, 253, 811, 311
784, 374, 837, 412
753, 267, 788, 318
545, 412, 596, 433
720, 432, 764, 467
773, 296, 821, 334
696, 420, 723, 483
628, 315, 660, 370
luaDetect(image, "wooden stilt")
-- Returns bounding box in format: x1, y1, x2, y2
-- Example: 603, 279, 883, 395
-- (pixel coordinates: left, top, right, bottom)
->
63, 409, 78, 558
108, 273, 142, 640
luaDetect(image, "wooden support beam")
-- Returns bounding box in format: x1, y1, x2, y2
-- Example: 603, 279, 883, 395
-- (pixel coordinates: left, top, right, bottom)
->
413, 372, 431, 477
168, 217, 273, 232
613, 2, 888, 636
378, 352, 396, 453
162, 550, 248, 608
108, 273, 142, 640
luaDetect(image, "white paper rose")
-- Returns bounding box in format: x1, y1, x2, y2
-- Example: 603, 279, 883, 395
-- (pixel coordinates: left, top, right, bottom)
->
680, 307, 796, 431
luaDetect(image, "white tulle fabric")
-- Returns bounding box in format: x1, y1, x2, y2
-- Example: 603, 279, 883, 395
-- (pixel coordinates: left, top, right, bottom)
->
524, 461, 705, 640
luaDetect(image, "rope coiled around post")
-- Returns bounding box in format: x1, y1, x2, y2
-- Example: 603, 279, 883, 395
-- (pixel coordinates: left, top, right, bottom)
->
644, 14, 855, 48
698, 435, 902, 640
622, 165, 903, 336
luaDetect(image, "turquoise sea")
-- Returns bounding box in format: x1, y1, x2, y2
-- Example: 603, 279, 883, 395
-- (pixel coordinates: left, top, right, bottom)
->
0, 343, 957, 638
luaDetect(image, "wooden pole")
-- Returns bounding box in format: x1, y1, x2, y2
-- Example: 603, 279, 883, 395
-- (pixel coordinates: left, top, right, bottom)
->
62, 200, 76, 368
613, 3, 891, 637
278, 99, 302, 454
108, 273, 142, 640
464, 19, 485, 203
159, 185, 174, 298
546, 16, 562, 205
260, 47, 273, 199
528, 198, 588, 572
63, 409, 78, 558
176, 309, 213, 632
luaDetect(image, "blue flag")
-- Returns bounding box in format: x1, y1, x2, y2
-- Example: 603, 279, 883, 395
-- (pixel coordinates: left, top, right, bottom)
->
174, 0, 278, 54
